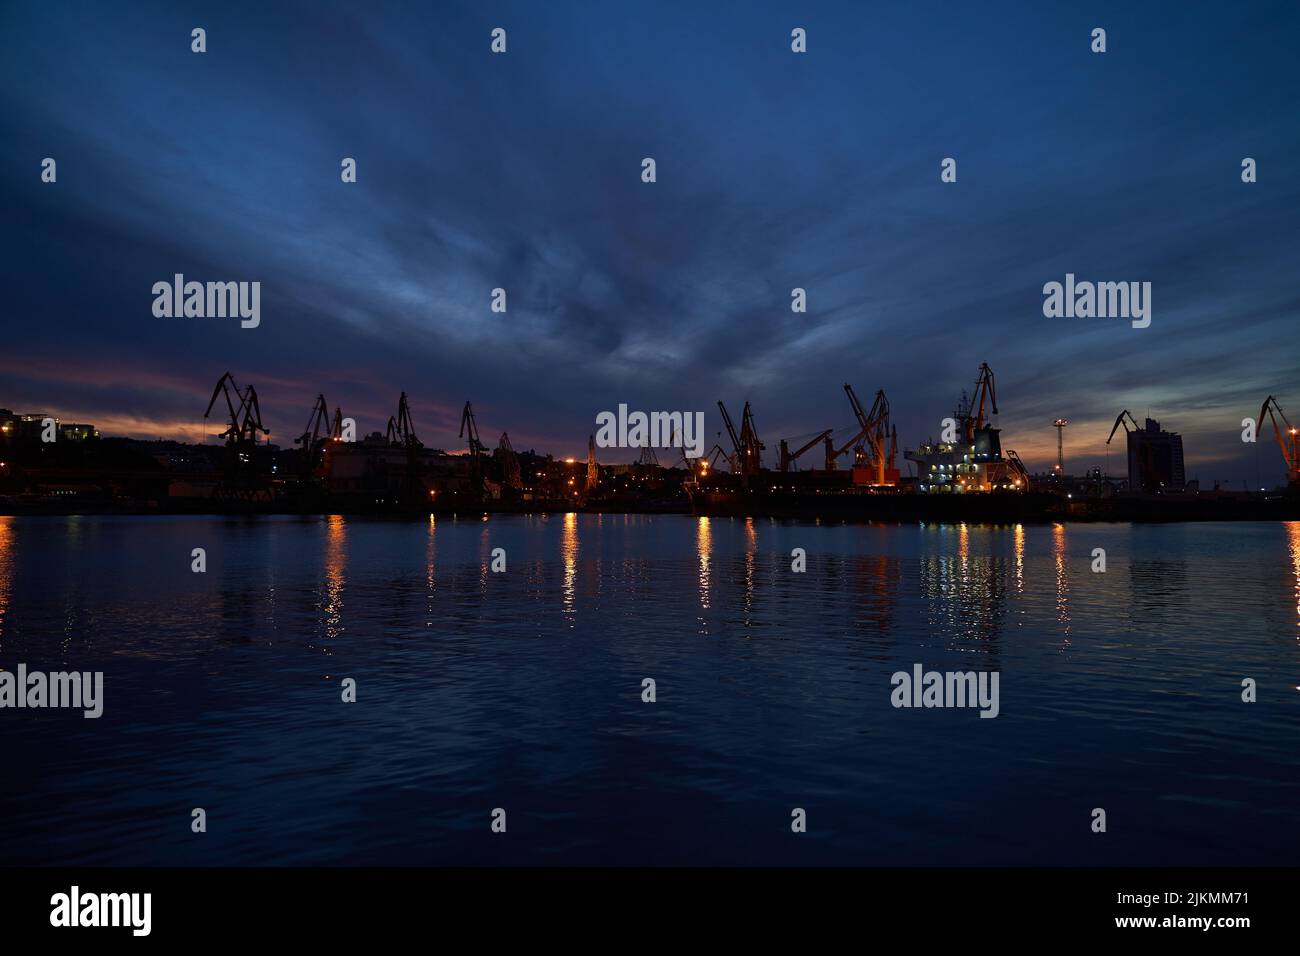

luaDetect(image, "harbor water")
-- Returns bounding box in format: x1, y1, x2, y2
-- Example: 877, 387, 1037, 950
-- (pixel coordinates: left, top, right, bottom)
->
1, 514, 1298, 865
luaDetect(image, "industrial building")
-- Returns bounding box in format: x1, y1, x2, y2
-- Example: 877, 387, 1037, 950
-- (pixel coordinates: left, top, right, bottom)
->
0, 409, 99, 442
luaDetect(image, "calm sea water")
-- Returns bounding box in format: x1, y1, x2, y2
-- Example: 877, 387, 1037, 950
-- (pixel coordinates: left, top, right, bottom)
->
1, 514, 1298, 866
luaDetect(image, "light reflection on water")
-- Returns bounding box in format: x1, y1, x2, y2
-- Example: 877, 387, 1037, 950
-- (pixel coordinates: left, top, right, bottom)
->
1, 514, 1299, 866
1053, 522, 1071, 648
696, 515, 711, 615
0, 516, 12, 646
321, 513, 346, 644
561, 511, 578, 626
1289, 521, 1300, 634
425, 515, 437, 626
742, 517, 756, 626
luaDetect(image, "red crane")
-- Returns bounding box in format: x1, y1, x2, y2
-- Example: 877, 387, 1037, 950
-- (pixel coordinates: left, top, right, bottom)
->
838, 385, 898, 485
1258, 395, 1300, 486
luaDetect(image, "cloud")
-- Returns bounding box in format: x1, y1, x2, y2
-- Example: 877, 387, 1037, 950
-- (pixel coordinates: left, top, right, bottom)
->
1, 0, 1298, 480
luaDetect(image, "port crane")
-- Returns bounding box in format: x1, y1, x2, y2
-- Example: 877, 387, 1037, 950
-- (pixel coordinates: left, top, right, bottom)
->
1258, 395, 1300, 486
778, 428, 834, 472
1106, 408, 1140, 486
296, 393, 339, 480
202, 372, 271, 501
739, 403, 764, 473
496, 433, 522, 490
386, 392, 419, 448
827, 425, 860, 470
665, 425, 695, 470
827, 386, 897, 483
845, 385, 897, 484
717, 402, 741, 472
687, 441, 731, 479
381, 392, 426, 503
458, 401, 487, 454
718, 401, 764, 475
204, 372, 269, 448
459, 401, 488, 491
963, 363, 998, 444
298, 394, 330, 449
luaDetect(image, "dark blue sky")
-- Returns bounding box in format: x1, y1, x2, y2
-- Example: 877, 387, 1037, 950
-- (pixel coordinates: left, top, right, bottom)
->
3, 0, 1298, 483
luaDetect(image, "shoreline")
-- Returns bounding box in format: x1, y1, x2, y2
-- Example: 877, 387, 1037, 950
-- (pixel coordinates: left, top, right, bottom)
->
2, 494, 1296, 523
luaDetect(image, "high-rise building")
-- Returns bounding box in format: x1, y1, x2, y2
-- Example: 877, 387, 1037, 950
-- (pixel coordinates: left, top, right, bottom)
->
1128, 417, 1185, 493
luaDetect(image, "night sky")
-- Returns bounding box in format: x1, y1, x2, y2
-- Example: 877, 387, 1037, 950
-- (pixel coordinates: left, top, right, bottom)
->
2, 1, 1298, 484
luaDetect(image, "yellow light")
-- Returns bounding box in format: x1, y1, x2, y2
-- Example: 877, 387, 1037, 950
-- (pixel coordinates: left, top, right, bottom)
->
564, 458, 576, 464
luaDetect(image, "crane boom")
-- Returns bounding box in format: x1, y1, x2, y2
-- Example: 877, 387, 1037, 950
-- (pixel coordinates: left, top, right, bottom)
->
779, 428, 833, 471
201, 372, 270, 501
835, 385, 897, 484
296, 393, 333, 479
497, 432, 522, 489
845, 384, 869, 432
738, 402, 764, 473
717, 401, 740, 458
203, 372, 268, 445
966, 363, 997, 442
298, 394, 330, 447
459, 401, 488, 456
203, 372, 240, 428
1258, 395, 1300, 485
1106, 409, 1140, 445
